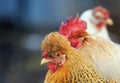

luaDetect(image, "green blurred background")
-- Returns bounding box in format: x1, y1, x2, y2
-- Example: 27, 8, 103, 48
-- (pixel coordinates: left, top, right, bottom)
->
0, 0, 120, 83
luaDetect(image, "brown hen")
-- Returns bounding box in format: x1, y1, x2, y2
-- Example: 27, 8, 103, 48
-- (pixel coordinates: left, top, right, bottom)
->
40, 32, 117, 83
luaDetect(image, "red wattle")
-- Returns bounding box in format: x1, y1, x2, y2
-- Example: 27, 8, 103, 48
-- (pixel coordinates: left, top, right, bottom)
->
96, 22, 104, 29
48, 63, 57, 73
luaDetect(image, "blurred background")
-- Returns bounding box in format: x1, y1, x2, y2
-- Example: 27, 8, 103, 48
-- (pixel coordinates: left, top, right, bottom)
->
0, 0, 120, 83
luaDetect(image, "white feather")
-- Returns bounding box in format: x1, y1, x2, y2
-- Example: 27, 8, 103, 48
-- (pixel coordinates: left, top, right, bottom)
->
79, 36, 120, 81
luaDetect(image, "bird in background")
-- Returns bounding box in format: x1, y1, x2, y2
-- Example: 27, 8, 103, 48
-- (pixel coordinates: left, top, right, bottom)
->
40, 32, 118, 83
59, 15, 120, 82
80, 6, 113, 40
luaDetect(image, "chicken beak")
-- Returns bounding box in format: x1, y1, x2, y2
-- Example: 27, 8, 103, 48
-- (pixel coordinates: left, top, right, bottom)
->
106, 18, 113, 26
41, 58, 51, 65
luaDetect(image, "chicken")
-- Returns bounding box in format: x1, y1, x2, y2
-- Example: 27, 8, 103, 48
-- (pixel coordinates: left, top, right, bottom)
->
40, 32, 117, 83
59, 16, 120, 82
80, 6, 113, 40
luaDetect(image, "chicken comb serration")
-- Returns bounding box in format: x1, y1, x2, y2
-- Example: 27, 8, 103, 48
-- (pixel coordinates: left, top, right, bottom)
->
93, 6, 109, 19
59, 15, 87, 37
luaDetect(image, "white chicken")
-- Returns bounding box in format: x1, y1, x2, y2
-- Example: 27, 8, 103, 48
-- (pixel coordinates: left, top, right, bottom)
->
80, 6, 113, 40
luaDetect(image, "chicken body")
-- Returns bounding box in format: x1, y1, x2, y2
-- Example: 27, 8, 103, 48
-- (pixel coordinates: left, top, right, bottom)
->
78, 35, 120, 81
41, 32, 117, 83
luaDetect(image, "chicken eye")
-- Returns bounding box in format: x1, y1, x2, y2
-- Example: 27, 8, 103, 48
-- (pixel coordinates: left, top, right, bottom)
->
48, 51, 55, 57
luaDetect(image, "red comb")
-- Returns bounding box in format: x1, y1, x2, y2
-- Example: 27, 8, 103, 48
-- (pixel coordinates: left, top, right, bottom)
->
59, 15, 87, 48
59, 15, 87, 37
93, 6, 109, 19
